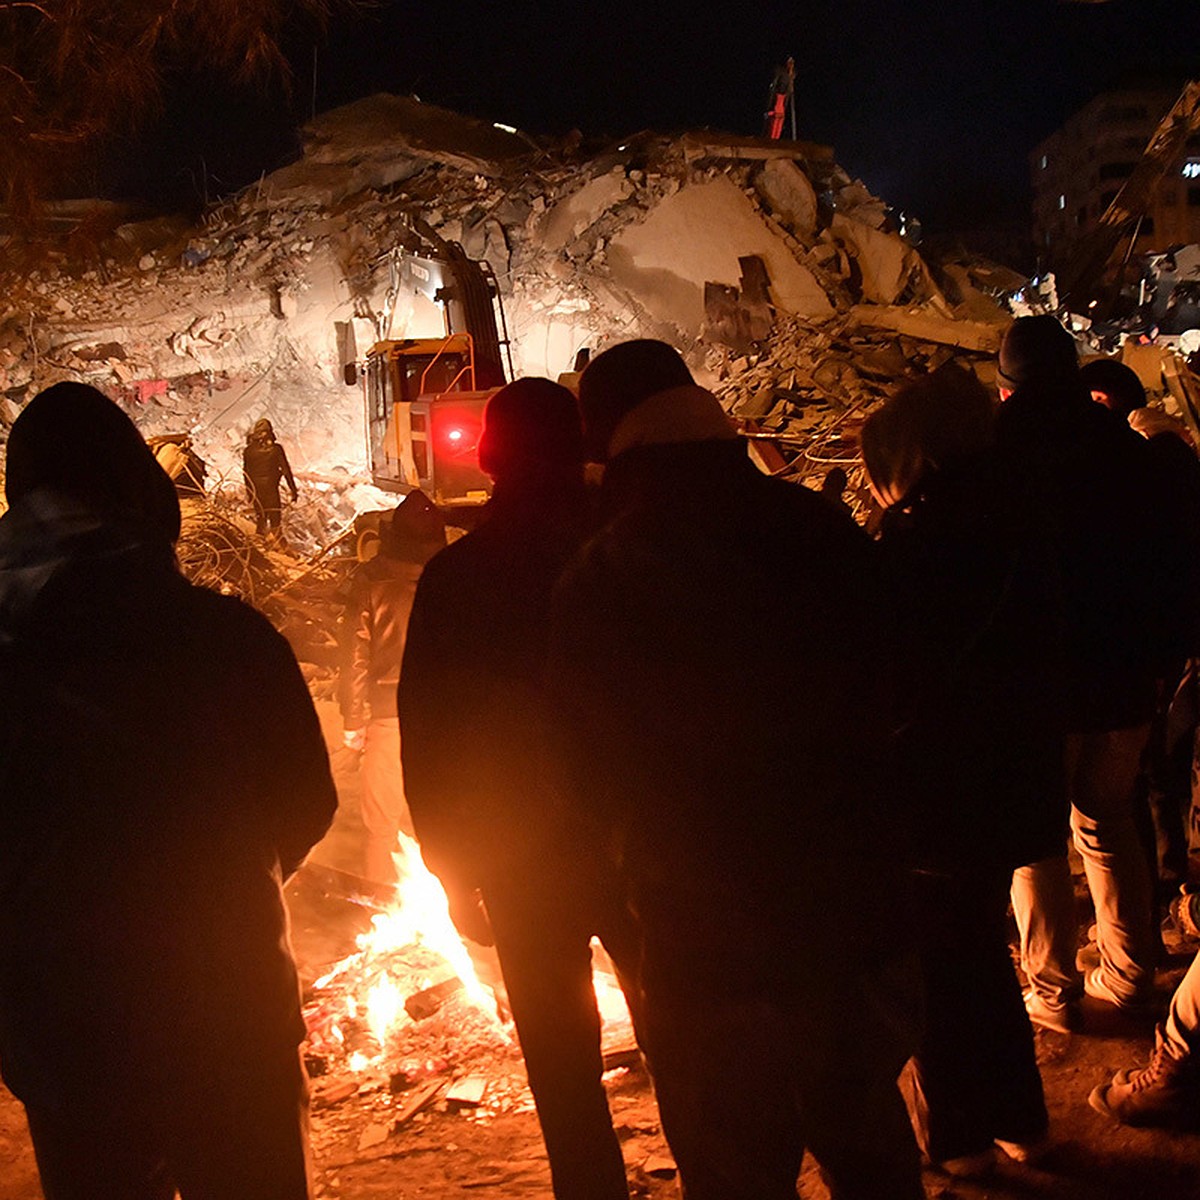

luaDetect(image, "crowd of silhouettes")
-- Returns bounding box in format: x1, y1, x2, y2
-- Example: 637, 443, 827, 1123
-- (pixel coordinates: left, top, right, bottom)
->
4, 317, 1200, 1200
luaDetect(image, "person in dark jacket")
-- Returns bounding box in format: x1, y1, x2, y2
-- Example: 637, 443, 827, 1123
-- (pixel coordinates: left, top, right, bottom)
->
0, 382, 337, 1200
547, 340, 924, 1200
244, 416, 298, 539
1081, 356, 1200, 912
340, 491, 445, 886
998, 317, 1187, 1027
400, 378, 637, 1200
861, 365, 1062, 1177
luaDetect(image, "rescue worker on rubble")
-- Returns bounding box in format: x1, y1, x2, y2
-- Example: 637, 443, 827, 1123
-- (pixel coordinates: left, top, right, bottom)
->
546, 339, 925, 1200
340, 491, 446, 887
244, 416, 298, 541
0, 382, 337, 1200
400, 378, 639, 1200
998, 316, 1191, 1031
862, 365, 1060, 1178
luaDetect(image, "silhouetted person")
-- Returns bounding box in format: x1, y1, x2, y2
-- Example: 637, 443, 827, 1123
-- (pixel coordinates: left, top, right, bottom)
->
0, 383, 337, 1200
400, 378, 637, 1200
244, 417, 298, 540
547, 340, 924, 1200
340, 491, 446, 886
1081, 357, 1200, 920
862, 366, 1060, 1177
997, 317, 1187, 1027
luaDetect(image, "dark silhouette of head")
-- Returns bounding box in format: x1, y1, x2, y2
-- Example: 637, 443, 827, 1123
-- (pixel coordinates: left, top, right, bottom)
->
380, 489, 446, 562
477, 377, 583, 485
861, 364, 993, 508
998, 316, 1079, 389
1079, 359, 1147, 421
6, 381, 181, 543
577, 340, 694, 462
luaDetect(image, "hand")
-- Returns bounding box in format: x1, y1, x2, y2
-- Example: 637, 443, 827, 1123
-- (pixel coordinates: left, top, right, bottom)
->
343, 727, 366, 753
1129, 406, 1194, 447
447, 886, 494, 946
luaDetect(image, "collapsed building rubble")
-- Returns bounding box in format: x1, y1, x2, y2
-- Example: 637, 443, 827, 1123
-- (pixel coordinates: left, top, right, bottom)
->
0, 94, 1022, 524
2, 91, 1197, 594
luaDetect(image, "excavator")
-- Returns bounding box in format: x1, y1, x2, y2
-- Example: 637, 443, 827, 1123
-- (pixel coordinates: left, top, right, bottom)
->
346, 218, 513, 507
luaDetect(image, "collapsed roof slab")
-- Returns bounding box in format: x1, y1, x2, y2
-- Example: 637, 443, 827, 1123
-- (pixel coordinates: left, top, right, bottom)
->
681, 133, 834, 164
607, 176, 833, 338
849, 304, 1003, 353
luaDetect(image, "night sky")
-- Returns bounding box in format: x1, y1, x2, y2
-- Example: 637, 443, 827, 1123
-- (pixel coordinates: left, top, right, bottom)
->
113, 0, 1200, 239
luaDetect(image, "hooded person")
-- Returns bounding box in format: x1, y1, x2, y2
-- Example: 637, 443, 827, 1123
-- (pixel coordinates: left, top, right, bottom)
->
243, 416, 298, 540
0, 382, 337, 1199
546, 341, 924, 1200
340, 490, 446, 887
400, 378, 639, 1200
996, 317, 1190, 1031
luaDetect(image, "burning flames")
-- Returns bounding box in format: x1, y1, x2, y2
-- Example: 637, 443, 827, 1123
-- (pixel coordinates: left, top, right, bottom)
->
307, 830, 505, 1074
304, 830, 635, 1084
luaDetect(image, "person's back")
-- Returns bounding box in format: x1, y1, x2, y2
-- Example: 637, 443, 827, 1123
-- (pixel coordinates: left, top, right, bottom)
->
549, 341, 923, 1200
0, 383, 336, 1199
996, 347, 1169, 731
401, 378, 633, 1200
997, 315, 1178, 1024
556, 437, 897, 988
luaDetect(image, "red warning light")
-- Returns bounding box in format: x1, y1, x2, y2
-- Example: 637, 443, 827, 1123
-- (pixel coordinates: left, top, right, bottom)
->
433, 408, 483, 458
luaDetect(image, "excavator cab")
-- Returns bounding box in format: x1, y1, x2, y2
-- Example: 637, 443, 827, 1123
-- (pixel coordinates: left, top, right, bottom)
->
352, 228, 512, 507
363, 332, 497, 506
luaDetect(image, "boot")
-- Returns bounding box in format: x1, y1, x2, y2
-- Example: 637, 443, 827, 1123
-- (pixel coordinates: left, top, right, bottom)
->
1088, 1030, 1200, 1128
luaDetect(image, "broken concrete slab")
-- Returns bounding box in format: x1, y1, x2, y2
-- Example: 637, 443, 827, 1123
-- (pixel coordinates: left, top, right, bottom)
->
681, 132, 833, 164
755, 159, 819, 242
541, 168, 634, 252
848, 304, 1003, 353
608, 176, 833, 337
831, 214, 940, 307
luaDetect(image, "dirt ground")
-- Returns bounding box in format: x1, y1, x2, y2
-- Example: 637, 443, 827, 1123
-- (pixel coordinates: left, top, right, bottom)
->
3, 699, 1200, 1199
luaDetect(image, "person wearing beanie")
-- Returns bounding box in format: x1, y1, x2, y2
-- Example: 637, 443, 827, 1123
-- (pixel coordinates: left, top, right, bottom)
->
243, 416, 298, 542
995, 320, 1193, 1034
400, 377, 638, 1200
0, 382, 336, 1198
340, 489, 446, 887
547, 341, 924, 1199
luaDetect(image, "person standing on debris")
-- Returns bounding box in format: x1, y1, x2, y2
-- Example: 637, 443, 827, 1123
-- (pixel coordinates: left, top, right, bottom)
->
763, 56, 796, 140
244, 416, 298, 541
861, 365, 1061, 1178
547, 340, 924, 1200
341, 491, 446, 887
998, 316, 1190, 1030
400, 378, 638, 1200
0, 383, 337, 1200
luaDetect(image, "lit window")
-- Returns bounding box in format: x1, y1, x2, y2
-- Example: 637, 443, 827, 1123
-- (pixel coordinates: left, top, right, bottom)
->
1040, 154, 1048, 170
1058, 194, 1066, 210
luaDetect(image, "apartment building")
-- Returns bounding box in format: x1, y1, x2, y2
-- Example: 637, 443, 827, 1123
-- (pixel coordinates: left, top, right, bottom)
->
1031, 82, 1200, 270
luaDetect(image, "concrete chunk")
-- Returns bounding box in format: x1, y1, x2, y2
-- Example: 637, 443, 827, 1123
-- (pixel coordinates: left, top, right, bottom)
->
831, 214, 940, 306
755, 160, 818, 241
608, 176, 832, 337
541, 169, 634, 252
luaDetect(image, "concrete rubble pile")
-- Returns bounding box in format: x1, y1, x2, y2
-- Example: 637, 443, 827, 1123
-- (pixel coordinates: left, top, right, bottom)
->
0, 93, 1028, 520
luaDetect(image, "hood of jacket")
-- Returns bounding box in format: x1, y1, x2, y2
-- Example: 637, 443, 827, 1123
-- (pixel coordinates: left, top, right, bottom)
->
0, 490, 176, 650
